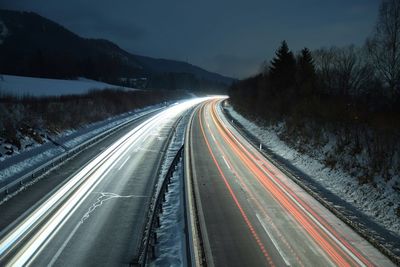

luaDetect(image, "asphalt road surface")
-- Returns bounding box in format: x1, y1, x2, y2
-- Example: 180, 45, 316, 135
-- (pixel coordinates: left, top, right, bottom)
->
0, 99, 204, 266
186, 98, 394, 267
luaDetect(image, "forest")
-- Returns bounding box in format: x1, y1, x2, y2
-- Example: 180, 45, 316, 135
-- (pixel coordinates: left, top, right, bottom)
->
229, 0, 400, 185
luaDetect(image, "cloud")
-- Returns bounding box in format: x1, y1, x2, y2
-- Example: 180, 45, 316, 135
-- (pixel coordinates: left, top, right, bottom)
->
0, 0, 380, 78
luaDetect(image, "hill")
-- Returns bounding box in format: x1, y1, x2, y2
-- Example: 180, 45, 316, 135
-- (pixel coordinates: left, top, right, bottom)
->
0, 9, 233, 91
0, 74, 138, 97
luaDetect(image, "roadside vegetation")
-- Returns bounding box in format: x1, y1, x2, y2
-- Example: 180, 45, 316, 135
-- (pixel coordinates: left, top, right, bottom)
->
0, 89, 186, 155
229, 0, 400, 191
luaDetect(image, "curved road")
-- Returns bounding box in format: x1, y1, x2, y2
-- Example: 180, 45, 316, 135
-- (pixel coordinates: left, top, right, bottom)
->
186, 99, 394, 267
0, 97, 396, 267
0, 99, 205, 266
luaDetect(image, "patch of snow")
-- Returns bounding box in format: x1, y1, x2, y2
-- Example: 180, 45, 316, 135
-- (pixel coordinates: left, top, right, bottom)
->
0, 146, 64, 181
153, 160, 185, 267
0, 74, 138, 97
150, 108, 193, 267
226, 106, 400, 236
0, 103, 166, 184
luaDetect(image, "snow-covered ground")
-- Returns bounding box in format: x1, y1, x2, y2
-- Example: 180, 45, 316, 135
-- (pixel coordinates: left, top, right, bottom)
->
0, 74, 137, 97
225, 106, 400, 237
0, 103, 166, 185
153, 160, 185, 266
151, 108, 192, 266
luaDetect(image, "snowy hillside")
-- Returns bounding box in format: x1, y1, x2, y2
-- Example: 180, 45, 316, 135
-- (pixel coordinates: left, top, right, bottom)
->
0, 10, 232, 91
0, 74, 137, 97
226, 106, 400, 237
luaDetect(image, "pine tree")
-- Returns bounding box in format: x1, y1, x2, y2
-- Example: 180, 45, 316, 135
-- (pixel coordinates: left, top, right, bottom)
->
296, 47, 316, 96
269, 40, 296, 90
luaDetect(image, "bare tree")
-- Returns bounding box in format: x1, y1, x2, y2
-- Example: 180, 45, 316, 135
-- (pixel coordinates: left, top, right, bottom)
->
314, 46, 373, 96
367, 0, 400, 97
314, 47, 337, 93
333, 45, 374, 96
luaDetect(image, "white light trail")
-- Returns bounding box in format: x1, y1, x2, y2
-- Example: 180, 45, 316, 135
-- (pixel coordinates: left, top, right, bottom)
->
0, 98, 207, 266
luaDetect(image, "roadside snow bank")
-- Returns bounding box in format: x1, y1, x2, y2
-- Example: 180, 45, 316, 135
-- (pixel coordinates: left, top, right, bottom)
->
226, 106, 400, 236
0, 104, 164, 183
151, 108, 192, 267
153, 160, 185, 266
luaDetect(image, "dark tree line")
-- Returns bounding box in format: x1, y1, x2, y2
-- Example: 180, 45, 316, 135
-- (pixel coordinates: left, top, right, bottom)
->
1, 46, 144, 85
0, 89, 186, 151
229, 0, 400, 184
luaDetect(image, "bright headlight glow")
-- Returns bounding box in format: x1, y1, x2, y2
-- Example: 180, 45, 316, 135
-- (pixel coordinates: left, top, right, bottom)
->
0, 97, 209, 266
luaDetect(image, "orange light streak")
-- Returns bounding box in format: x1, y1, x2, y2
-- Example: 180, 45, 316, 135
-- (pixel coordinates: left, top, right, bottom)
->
203, 106, 305, 267
197, 103, 275, 267
210, 100, 374, 267
205, 99, 374, 267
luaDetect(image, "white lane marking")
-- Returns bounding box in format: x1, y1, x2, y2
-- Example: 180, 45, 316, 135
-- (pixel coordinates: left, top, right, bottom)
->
48, 192, 148, 266
48, 216, 80, 267
118, 156, 131, 170
2, 98, 209, 266
210, 132, 216, 142
214, 106, 367, 267
256, 164, 367, 266
45, 168, 123, 266
256, 213, 291, 266
221, 156, 231, 170
206, 118, 217, 142
134, 147, 160, 153
0, 111, 156, 258
22, 152, 122, 267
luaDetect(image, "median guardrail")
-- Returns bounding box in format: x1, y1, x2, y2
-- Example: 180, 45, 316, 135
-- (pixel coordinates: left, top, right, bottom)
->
182, 104, 212, 267
132, 107, 194, 267
133, 146, 184, 267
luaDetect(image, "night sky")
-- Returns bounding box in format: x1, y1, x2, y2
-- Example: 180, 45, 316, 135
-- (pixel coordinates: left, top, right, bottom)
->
0, 0, 379, 78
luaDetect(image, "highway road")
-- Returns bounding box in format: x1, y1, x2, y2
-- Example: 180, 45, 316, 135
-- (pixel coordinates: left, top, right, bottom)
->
186, 99, 395, 267
0, 98, 205, 266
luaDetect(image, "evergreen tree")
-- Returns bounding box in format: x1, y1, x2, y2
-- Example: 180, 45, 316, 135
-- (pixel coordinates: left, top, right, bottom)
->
296, 47, 316, 96
269, 41, 296, 90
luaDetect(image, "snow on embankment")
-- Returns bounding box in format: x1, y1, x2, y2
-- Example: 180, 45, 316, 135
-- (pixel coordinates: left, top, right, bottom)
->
226, 106, 400, 237
151, 108, 192, 266
0, 74, 136, 97
0, 104, 163, 184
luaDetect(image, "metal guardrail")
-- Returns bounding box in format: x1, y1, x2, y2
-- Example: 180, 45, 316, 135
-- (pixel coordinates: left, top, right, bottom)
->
0, 107, 164, 197
132, 146, 184, 267
132, 104, 206, 267
183, 145, 197, 267
132, 106, 195, 267
221, 103, 400, 266
182, 103, 211, 267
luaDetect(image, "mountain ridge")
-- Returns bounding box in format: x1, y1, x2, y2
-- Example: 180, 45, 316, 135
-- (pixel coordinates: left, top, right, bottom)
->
0, 9, 233, 90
